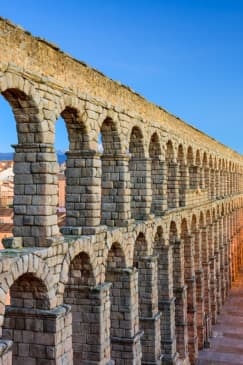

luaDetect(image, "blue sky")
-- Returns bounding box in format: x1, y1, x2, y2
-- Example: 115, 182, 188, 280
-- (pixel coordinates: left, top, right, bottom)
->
0, 0, 243, 154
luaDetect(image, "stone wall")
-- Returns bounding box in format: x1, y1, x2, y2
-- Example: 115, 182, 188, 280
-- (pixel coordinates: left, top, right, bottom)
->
0, 17, 242, 365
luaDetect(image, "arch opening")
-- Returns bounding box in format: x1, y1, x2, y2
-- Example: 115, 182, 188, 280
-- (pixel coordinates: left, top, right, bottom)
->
63, 251, 95, 364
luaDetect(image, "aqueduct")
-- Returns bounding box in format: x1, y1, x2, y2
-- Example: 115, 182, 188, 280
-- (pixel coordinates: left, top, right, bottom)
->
0, 17, 242, 365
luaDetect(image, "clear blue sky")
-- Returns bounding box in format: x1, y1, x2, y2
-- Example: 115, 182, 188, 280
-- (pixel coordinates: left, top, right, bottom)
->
0, 0, 243, 154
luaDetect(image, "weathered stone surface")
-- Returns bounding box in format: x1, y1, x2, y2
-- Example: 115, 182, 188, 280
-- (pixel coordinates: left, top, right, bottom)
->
0, 16, 242, 365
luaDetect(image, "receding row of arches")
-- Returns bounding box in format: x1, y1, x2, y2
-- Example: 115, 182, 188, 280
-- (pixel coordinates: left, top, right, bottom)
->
0, 87, 242, 247
1, 204, 243, 365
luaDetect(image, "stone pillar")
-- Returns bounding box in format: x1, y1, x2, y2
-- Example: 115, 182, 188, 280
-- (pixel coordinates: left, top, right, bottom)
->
12, 143, 59, 247
234, 172, 237, 194
204, 167, 210, 199
199, 167, 205, 190
231, 235, 237, 280
201, 226, 212, 342
215, 169, 220, 198
225, 237, 231, 290
184, 234, 198, 364
220, 217, 227, 304
167, 162, 179, 210
194, 229, 205, 350
0, 340, 12, 365
64, 282, 112, 365
213, 221, 221, 316
216, 219, 224, 312
129, 157, 152, 220
151, 159, 167, 215
106, 267, 142, 365
63, 150, 102, 235
101, 153, 131, 227
222, 170, 226, 197
208, 224, 217, 324
230, 172, 233, 195
2, 305, 72, 365
138, 256, 162, 364
228, 171, 231, 195
210, 169, 215, 199
178, 163, 189, 207
189, 165, 199, 189
173, 240, 188, 362
159, 245, 177, 365
222, 170, 226, 196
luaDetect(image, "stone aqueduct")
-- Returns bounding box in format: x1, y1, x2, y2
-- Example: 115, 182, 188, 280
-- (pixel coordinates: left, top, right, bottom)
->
0, 17, 242, 365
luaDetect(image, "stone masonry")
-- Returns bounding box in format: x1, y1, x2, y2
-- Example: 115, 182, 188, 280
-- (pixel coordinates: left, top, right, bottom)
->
0, 17, 243, 365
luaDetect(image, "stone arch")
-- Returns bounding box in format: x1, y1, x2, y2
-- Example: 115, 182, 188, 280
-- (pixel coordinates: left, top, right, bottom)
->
133, 232, 148, 266
1, 254, 54, 310
187, 146, 197, 189
0, 82, 57, 246
153, 225, 164, 250
172, 218, 188, 358
177, 144, 187, 207
129, 126, 145, 157
1, 261, 56, 365
60, 106, 89, 150
133, 232, 158, 360
181, 217, 189, 238
100, 117, 125, 226
149, 132, 164, 215
64, 251, 95, 287
196, 150, 203, 190
133, 232, 159, 361
0, 73, 45, 141
183, 214, 198, 361
153, 225, 165, 293
199, 211, 205, 228
100, 117, 122, 154
63, 250, 96, 364
187, 145, 194, 164
191, 214, 197, 233
105, 242, 139, 363
214, 157, 221, 198
153, 225, 166, 291
103, 229, 130, 271
8, 273, 50, 309
166, 139, 175, 162
220, 158, 227, 197
209, 155, 213, 168
196, 150, 201, 166
202, 151, 208, 167
106, 241, 126, 270
1, 88, 40, 144
58, 106, 90, 228
59, 242, 97, 293
149, 132, 162, 157
203, 151, 210, 194
166, 141, 178, 209
169, 220, 178, 243
221, 203, 225, 217
206, 209, 212, 225
129, 126, 149, 219
208, 154, 215, 199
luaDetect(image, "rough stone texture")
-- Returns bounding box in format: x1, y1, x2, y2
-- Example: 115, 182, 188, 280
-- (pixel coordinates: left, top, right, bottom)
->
0, 16, 242, 365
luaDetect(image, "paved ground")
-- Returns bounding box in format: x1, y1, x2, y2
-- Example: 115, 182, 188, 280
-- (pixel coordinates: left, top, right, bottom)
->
197, 269, 243, 365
